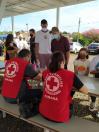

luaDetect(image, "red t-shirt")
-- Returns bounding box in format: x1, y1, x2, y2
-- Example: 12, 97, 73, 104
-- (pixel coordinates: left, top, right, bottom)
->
39, 69, 74, 122
2, 58, 28, 98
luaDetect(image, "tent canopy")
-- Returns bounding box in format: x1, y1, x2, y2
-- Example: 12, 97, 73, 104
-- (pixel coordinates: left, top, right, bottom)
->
0, 0, 94, 18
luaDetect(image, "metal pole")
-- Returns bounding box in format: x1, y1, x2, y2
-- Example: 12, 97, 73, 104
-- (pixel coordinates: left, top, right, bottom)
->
26, 23, 28, 32
77, 18, 81, 42
56, 7, 60, 28
11, 16, 15, 35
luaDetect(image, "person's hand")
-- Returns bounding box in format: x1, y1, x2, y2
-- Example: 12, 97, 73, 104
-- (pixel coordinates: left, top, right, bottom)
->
13, 46, 18, 53
39, 68, 44, 73
38, 72, 42, 79
36, 59, 40, 66
34, 71, 42, 81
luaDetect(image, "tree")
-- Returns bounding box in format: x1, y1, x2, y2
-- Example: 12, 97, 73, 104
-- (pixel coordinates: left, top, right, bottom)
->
63, 31, 68, 34
72, 32, 93, 46
83, 29, 99, 42
0, 31, 12, 35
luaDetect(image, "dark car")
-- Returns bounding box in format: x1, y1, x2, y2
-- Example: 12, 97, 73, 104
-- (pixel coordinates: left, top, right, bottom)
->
0, 34, 7, 41
87, 43, 99, 54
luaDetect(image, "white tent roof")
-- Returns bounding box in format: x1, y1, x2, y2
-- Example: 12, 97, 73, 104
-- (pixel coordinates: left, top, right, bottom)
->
2, 0, 94, 18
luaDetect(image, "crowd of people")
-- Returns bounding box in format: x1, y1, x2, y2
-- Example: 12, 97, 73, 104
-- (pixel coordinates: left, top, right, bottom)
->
1, 19, 99, 122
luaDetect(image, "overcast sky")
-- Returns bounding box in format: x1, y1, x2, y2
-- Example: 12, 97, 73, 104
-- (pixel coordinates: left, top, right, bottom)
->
0, 0, 99, 33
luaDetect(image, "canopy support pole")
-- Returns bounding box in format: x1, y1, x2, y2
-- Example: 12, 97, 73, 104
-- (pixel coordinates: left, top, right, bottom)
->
56, 7, 60, 28
11, 16, 15, 35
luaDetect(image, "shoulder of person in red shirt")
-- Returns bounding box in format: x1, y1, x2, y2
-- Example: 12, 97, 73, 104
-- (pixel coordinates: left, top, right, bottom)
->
42, 68, 74, 79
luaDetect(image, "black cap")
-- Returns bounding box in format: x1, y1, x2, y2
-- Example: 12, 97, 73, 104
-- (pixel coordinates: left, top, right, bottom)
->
41, 19, 47, 25
29, 29, 35, 33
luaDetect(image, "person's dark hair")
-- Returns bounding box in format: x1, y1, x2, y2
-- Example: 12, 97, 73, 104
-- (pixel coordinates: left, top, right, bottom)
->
41, 19, 47, 25
49, 51, 65, 73
29, 29, 35, 33
5, 34, 13, 47
16, 32, 20, 36
18, 49, 31, 58
76, 48, 89, 60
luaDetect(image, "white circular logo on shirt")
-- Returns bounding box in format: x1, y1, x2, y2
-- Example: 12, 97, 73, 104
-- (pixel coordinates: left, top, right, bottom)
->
45, 74, 63, 96
6, 62, 19, 78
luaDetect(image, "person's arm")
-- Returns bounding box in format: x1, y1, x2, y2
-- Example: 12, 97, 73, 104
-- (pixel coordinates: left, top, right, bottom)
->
35, 32, 40, 64
74, 65, 78, 74
73, 60, 78, 74
24, 64, 42, 82
90, 70, 99, 74
66, 51, 70, 65
64, 37, 70, 65
33, 72, 42, 80
51, 40, 54, 53
35, 43, 39, 59
85, 67, 89, 75
73, 74, 88, 94
89, 57, 97, 74
79, 86, 88, 94
85, 60, 90, 76
14, 46, 18, 52
35, 43, 40, 65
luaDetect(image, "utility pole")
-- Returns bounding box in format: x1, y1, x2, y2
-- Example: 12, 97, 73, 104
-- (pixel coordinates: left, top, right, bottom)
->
56, 7, 60, 28
11, 16, 15, 35
26, 23, 28, 32
77, 18, 81, 42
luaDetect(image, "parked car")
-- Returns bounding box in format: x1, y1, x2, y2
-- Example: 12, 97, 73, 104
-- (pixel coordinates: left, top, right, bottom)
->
0, 34, 7, 41
0, 40, 4, 56
87, 42, 99, 54
70, 42, 83, 53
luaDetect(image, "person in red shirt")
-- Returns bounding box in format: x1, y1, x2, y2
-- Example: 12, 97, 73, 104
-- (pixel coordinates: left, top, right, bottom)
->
39, 51, 88, 123
2, 49, 42, 104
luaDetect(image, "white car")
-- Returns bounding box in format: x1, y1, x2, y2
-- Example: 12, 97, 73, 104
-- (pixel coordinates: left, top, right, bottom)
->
70, 42, 83, 53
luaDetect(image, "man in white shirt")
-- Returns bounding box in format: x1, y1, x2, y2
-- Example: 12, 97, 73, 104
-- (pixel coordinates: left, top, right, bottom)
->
23, 37, 29, 50
17, 36, 24, 51
35, 19, 51, 69
14, 32, 21, 49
